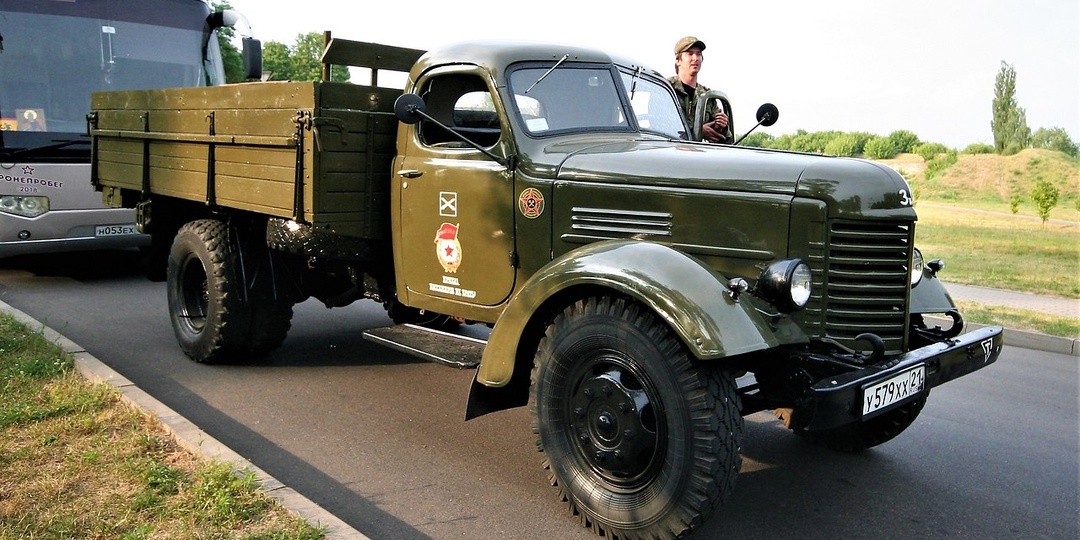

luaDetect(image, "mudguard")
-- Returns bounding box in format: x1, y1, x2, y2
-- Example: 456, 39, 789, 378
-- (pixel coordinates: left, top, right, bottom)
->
910, 270, 957, 315
475, 239, 804, 387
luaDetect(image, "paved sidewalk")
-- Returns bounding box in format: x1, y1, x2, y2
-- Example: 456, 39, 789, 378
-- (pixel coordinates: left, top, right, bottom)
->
943, 282, 1079, 319
940, 281, 1079, 356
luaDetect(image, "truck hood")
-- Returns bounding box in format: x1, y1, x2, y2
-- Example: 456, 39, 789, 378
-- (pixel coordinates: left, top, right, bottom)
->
546, 138, 916, 220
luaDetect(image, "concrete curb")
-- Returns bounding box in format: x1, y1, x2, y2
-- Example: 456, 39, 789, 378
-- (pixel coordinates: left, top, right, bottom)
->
0, 300, 370, 540
925, 315, 1079, 357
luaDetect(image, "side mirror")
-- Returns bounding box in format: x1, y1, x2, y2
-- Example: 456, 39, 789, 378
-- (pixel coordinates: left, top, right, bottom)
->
394, 94, 426, 124
242, 37, 262, 80
733, 102, 781, 145
756, 103, 779, 127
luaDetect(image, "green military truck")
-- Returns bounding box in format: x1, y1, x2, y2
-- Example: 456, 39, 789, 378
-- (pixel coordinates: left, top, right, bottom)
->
89, 36, 1003, 540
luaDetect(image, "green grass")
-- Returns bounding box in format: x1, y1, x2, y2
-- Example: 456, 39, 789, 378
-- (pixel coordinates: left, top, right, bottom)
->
955, 301, 1079, 338
0, 313, 326, 540
914, 204, 1079, 299
896, 148, 1079, 337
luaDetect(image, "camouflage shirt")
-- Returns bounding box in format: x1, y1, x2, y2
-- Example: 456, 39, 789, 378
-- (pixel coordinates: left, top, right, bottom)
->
668, 76, 731, 143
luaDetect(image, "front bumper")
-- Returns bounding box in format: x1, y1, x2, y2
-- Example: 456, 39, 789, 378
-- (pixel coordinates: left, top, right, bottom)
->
803, 325, 1004, 431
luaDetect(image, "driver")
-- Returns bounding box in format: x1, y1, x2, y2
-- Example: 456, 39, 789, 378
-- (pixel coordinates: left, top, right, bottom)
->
668, 36, 731, 143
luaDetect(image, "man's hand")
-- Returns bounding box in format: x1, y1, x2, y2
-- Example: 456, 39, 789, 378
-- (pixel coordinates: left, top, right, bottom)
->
712, 111, 729, 130
702, 112, 729, 143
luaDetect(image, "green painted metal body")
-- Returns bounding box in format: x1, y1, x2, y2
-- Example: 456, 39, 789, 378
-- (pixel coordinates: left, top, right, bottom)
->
90, 37, 955, 391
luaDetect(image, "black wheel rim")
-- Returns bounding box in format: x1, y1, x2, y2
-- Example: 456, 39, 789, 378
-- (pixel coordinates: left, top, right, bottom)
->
177, 253, 209, 333
566, 351, 665, 488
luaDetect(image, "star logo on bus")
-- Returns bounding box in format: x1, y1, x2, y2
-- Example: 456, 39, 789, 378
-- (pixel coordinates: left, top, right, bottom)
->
22, 166, 34, 175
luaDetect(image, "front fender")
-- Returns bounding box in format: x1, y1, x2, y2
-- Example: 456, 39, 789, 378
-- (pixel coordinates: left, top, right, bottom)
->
911, 270, 957, 314
476, 240, 800, 387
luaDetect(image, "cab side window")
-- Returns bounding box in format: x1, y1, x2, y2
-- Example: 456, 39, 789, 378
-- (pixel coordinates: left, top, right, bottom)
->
418, 74, 501, 149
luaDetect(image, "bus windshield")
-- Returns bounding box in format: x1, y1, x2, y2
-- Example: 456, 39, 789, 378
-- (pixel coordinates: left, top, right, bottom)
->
0, 0, 223, 143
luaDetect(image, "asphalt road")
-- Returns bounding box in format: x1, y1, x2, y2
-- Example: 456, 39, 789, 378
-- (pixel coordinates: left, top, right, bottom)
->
1, 249, 1076, 540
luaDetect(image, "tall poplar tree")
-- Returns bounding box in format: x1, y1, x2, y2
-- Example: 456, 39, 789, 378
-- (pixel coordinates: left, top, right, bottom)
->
991, 61, 1030, 155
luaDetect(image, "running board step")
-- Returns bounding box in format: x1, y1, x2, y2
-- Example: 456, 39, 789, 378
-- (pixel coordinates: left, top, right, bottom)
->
362, 323, 485, 369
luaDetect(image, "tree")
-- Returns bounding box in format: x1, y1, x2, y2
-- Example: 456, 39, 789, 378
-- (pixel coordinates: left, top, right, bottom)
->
863, 136, 899, 159
1030, 178, 1059, 224
262, 41, 293, 80
887, 130, 920, 154
991, 61, 1031, 155
1031, 127, 1079, 157
740, 132, 774, 148
824, 133, 860, 157
262, 32, 350, 82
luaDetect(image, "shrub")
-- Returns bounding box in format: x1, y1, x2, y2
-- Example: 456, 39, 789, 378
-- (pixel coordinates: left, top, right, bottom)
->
1030, 178, 1059, 223
740, 132, 774, 148
888, 130, 921, 154
1009, 193, 1021, 214
925, 150, 958, 180
863, 136, 899, 159
963, 143, 995, 154
914, 142, 949, 161
1003, 141, 1025, 156
824, 133, 860, 157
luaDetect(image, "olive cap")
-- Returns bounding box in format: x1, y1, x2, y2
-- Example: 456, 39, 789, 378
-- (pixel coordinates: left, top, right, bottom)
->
674, 36, 706, 54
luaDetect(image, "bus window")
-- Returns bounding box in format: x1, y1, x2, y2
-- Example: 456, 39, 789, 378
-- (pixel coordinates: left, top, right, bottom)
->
0, 0, 250, 258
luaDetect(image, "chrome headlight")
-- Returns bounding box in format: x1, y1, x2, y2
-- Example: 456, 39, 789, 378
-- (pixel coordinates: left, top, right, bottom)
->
910, 247, 925, 287
0, 195, 50, 218
756, 259, 813, 312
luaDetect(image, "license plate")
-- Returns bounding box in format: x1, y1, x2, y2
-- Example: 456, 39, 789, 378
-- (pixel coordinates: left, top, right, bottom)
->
862, 365, 926, 416
95, 224, 138, 237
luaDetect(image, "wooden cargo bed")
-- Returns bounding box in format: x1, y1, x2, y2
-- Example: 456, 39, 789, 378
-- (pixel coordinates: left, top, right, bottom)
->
90, 80, 402, 240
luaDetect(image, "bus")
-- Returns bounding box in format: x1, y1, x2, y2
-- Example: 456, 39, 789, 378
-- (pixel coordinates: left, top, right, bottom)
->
0, 0, 259, 258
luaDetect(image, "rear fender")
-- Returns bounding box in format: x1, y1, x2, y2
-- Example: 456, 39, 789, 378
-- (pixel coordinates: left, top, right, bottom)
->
476, 240, 794, 388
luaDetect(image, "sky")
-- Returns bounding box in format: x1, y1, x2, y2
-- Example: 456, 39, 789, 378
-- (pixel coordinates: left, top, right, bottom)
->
222, 0, 1079, 150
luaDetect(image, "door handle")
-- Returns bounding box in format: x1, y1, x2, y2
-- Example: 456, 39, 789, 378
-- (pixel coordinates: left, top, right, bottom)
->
397, 169, 423, 179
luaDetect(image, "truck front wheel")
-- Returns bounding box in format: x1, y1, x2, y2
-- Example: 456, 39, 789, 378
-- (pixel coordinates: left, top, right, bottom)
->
167, 219, 251, 363
531, 295, 743, 540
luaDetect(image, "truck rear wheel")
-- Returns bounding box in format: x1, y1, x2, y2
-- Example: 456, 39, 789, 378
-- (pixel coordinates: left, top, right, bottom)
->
167, 219, 252, 363
531, 295, 743, 540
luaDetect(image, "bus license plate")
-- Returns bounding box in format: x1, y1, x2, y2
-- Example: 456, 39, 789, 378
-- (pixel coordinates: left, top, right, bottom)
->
95, 224, 138, 237
862, 365, 926, 416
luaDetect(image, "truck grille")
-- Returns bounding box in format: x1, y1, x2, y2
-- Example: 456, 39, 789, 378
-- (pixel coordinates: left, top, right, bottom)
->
819, 220, 912, 354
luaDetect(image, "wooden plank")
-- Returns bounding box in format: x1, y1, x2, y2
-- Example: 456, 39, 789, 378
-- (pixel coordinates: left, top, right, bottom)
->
320, 38, 425, 73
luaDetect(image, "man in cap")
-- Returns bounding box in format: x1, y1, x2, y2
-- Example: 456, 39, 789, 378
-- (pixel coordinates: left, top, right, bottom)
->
668, 36, 731, 143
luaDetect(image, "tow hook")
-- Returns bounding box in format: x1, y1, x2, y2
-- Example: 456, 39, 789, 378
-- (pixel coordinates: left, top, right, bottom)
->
855, 333, 886, 363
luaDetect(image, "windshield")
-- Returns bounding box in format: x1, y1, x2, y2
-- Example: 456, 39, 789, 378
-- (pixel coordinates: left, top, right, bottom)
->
618, 69, 688, 139
509, 65, 631, 135
0, 0, 221, 145
507, 63, 689, 140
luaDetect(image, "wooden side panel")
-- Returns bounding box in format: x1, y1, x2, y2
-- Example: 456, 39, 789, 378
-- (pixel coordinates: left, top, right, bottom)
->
91, 80, 403, 239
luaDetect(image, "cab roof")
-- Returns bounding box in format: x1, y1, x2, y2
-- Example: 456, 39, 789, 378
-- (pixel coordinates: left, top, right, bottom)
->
410, 40, 663, 82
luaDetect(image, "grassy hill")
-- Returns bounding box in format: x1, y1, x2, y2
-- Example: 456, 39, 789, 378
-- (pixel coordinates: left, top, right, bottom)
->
881, 148, 1080, 221
875, 149, 1079, 300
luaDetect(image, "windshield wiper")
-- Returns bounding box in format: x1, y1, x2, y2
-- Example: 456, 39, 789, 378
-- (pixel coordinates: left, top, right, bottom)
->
0, 138, 89, 160
525, 53, 569, 94
629, 66, 643, 99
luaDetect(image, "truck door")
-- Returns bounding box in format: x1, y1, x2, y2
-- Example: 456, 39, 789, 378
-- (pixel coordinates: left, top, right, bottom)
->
395, 70, 516, 309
